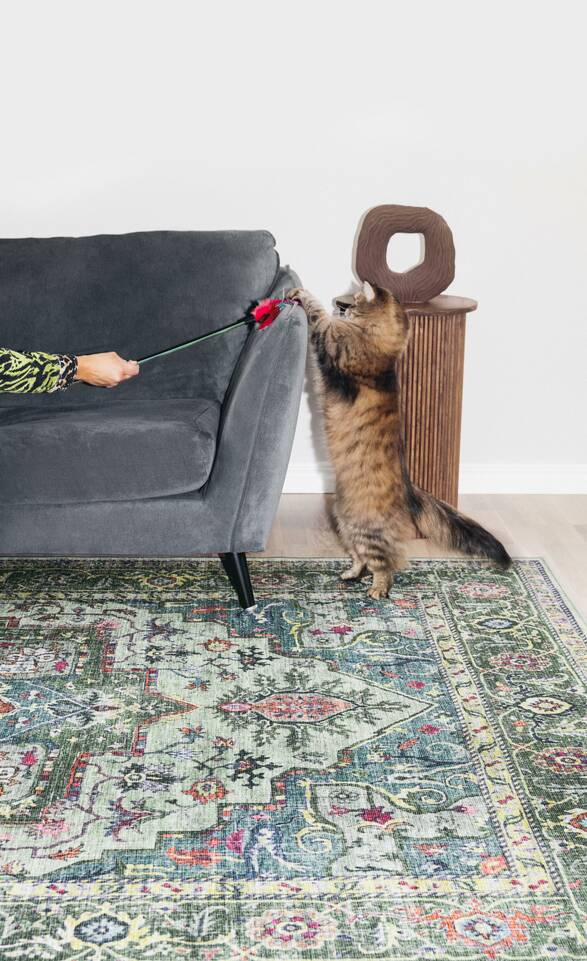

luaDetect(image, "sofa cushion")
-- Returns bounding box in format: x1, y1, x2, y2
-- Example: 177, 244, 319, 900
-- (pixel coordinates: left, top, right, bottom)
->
0, 399, 220, 505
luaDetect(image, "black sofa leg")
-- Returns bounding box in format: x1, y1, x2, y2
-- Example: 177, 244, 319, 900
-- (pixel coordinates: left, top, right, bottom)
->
219, 552, 256, 610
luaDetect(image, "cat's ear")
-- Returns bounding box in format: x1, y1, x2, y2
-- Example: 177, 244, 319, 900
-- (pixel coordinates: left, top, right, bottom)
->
362, 281, 377, 303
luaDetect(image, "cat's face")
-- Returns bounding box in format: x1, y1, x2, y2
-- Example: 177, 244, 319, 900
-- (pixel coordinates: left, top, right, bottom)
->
342, 281, 409, 363
344, 281, 393, 322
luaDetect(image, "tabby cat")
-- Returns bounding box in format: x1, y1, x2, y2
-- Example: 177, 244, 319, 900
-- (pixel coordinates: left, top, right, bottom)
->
288, 282, 511, 598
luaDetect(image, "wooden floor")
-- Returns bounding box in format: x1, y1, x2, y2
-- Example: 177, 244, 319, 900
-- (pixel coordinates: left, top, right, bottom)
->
261, 494, 587, 620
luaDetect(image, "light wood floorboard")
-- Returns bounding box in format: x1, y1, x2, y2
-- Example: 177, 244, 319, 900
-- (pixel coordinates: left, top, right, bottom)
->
261, 494, 587, 620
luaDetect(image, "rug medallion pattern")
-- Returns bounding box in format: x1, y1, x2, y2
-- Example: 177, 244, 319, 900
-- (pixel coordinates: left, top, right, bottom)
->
0, 558, 585, 958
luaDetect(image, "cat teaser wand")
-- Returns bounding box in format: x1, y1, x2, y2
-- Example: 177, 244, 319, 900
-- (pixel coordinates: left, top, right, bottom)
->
136, 298, 292, 367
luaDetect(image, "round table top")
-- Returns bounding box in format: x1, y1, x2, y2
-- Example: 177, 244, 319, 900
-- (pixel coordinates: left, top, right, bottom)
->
334, 293, 477, 316
404, 295, 477, 316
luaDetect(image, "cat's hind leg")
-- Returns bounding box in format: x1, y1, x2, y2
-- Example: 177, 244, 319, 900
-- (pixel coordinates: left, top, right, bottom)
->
332, 508, 367, 581
352, 530, 404, 600
367, 559, 394, 600
340, 549, 367, 581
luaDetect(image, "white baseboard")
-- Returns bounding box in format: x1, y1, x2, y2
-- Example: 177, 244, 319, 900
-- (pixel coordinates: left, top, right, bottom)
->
283, 463, 334, 494
283, 462, 587, 495
458, 463, 587, 494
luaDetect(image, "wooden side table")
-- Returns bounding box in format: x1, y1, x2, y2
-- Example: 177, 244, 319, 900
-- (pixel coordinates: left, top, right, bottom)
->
399, 295, 477, 508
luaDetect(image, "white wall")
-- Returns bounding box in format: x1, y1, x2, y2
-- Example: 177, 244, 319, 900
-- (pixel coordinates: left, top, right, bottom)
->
1, 0, 586, 493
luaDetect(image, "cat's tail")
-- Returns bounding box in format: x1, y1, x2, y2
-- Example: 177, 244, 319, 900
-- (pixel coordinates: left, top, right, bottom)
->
406, 483, 512, 569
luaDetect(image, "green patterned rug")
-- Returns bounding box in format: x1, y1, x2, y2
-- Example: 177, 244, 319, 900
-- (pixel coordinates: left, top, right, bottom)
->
0, 557, 586, 960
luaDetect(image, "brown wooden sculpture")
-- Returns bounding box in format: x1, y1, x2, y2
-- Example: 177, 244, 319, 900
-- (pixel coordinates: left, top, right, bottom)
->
353, 204, 455, 303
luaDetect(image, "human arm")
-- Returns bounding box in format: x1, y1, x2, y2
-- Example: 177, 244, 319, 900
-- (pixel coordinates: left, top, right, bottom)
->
0, 347, 73, 393
0, 347, 139, 393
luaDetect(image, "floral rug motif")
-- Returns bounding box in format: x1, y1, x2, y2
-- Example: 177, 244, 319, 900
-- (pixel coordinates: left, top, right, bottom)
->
0, 557, 585, 959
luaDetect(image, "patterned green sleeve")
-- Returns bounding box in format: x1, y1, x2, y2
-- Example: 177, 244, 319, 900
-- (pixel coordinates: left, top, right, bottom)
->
0, 348, 77, 393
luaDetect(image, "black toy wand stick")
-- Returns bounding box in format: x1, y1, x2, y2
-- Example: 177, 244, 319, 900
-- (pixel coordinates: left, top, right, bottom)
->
137, 316, 253, 366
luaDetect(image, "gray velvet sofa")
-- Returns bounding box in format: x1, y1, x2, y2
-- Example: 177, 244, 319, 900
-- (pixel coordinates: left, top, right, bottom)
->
0, 230, 307, 608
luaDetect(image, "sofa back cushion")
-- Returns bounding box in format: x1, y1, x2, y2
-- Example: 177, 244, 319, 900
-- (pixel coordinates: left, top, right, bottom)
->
0, 230, 280, 407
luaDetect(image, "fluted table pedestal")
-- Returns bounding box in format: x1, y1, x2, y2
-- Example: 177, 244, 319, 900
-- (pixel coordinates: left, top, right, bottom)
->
399, 295, 477, 511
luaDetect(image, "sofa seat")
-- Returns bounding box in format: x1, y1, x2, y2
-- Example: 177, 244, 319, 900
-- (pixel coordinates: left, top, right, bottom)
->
0, 398, 221, 505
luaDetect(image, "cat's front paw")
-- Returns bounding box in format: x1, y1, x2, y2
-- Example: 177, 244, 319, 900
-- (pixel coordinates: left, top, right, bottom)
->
286, 287, 305, 303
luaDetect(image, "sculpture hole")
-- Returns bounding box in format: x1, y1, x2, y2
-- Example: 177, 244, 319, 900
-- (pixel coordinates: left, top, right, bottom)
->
386, 233, 425, 272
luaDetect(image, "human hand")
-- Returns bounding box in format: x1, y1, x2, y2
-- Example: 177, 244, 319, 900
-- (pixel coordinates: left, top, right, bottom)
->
75, 352, 140, 388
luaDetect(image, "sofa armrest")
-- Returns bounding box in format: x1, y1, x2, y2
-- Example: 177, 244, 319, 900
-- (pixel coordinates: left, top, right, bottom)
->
266, 265, 302, 300
204, 302, 307, 551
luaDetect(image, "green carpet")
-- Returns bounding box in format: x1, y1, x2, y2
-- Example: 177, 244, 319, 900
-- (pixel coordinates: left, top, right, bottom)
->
0, 557, 585, 959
